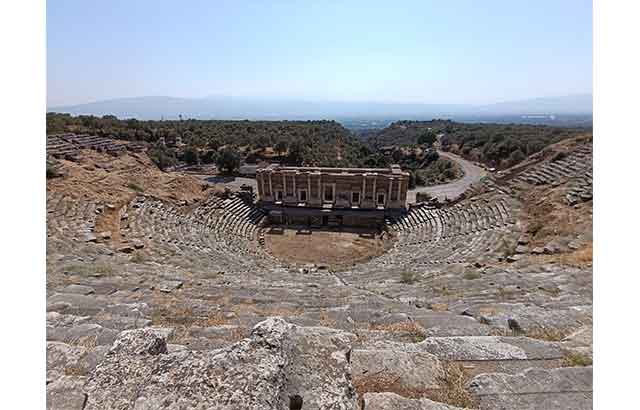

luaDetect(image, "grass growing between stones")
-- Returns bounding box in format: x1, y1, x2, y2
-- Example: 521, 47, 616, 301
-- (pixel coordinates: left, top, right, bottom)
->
64, 364, 87, 377
63, 263, 114, 277
130, 251, 146, 264
353, 362, 478, 409
563, 351, 593, 367
463, 271, 482, 280
127, 182, 145, 193
368, 321, 427, 342
400, 271, 420, 284
319, 310, 337, 327
427, 362, 479, 409
525, 326, 572, 342
490, 325, 574, 341
556, 242, 593, 267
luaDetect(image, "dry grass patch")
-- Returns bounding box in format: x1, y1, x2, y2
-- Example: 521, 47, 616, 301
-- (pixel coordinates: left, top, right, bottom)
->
319, 310, 337, 327
400, 271, 420, 284
64, 365, 87, 376
354, 371, 410, 408
563, 351, 592, 367
202, 270, 225, 280
201, 310, 229, 326
429, 303, 449, 312
463, 271, 482, 280
63, 262, 114, 277
127, 181, 145, 193
130, 251, 146, 264
526, 326, 573, 342
537, 285, 561, 297
556, 242, 593, 267
353, 362, 478, 409
71, 334, 98, 349
368, 321, 426, 342
426, 362, 479, 409
229, 300, 304, 320
490, 325, 573, 341
496, 286, 521, 301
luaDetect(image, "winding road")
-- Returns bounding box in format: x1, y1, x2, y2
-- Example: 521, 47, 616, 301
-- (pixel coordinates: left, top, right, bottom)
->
200, 152, 487, 205
407, 151, 487, 203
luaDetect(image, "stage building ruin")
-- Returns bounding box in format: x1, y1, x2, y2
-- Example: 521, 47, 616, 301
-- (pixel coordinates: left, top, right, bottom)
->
255, 165, 409, 227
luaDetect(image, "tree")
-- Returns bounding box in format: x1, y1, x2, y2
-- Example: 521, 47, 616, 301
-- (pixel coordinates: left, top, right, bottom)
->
287, 140, 306, 165
443, 167, 456, 179
408, 171, 416, 189
216, 148, 241, 174
424, 149, 439, 165
207, 138, 221, 151
201, 150, 217, 164
275, 140, 288, 154
183, 146, 199, 165
417, 130, 437, 147
391, 149, 403, 163
364, 153, 389, 168
255, 134, 270, 149
414, 172, 426, 186
509, 149, 526, 165
148, 147, 177, 171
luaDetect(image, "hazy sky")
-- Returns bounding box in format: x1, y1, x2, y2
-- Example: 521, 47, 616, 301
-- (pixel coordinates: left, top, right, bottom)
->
47, 0, 592, 107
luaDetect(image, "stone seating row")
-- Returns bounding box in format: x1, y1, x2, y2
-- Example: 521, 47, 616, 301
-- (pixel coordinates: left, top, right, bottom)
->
121, 196, 275, 272
46, 136, 80, 159
47, 133, 126, 157
565, 176, 593, 205
513, 144, 593, 187
388, 197, 513, 237
371, 194, 520, 269
365, 225, 512, 271
46, 192, 97, 241
63, 134, 126, 156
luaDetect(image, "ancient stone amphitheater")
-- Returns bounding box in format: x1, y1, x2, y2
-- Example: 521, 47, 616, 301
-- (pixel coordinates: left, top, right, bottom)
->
46, 137, 593, 410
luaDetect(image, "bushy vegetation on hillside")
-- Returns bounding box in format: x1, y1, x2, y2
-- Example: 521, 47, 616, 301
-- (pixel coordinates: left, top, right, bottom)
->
46, 113, 465, 185
46, 113, 378, 168
369, 120, 590, 169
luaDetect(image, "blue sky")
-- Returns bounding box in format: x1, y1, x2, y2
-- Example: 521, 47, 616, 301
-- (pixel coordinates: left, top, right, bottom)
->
47, 0, 592, 107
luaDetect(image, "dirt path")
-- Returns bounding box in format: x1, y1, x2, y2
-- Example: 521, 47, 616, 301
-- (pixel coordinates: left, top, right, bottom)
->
407, 151, 487, 203
263, 227, 390, 268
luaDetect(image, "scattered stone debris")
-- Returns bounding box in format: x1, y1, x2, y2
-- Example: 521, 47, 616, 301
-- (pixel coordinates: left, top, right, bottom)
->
159, 280, 183, 293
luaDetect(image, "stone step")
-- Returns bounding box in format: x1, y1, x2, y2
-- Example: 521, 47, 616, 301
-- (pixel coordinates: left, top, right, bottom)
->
468, 366, 592, 410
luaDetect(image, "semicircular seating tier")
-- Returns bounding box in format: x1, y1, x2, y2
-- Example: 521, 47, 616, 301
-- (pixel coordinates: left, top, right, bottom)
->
120, 195, 278, 273
374, 193, 521, 268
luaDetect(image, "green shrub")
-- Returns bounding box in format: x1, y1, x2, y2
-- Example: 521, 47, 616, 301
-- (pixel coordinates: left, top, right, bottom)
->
46, 163, 61, 179
216, 147, 241, 173
463, 271, 481, 280
400, 271, 420, 284
127, 182, 144, 192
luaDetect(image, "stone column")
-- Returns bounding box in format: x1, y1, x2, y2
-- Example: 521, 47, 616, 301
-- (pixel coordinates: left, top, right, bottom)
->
372, 176, 377, 202
388, 177, 393, 203
307, 174, 311, 198
397, 178, 402, 202
256, 174, 262, 199
268, 173, 273, 197
282, 173, 286, 196
260, 174, 266, 199
292, 172, 296, 197
362, 174, 366, 199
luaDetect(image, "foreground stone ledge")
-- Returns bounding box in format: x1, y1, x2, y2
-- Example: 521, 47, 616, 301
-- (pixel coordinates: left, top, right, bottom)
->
363, 392, 468, 410
468, 366, 593, 410
81, 317, 358, 410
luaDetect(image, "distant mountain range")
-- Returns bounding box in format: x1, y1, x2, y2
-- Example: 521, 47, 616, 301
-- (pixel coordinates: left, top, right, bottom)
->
49, 94, 592, 121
